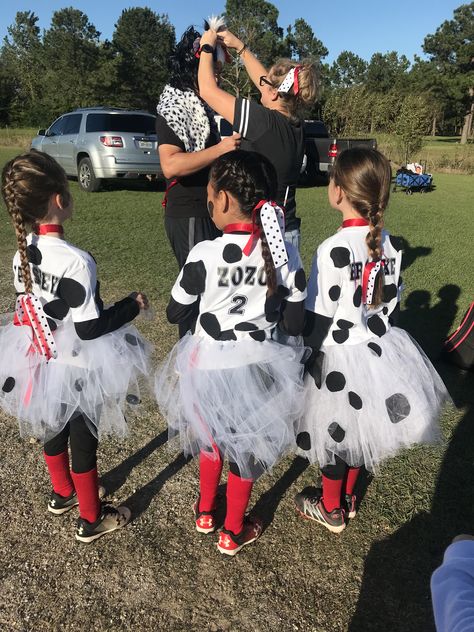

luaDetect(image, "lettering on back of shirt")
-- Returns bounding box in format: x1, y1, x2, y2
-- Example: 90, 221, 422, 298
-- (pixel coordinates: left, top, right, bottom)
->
15, 264, 61, 295
350, 257, 396, 281
218, 265, 266, 288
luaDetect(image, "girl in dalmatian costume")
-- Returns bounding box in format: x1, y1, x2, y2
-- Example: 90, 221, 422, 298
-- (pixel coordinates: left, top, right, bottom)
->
294, 148, 450, 533
0, 150, 152, 543
155, 150, 308, 556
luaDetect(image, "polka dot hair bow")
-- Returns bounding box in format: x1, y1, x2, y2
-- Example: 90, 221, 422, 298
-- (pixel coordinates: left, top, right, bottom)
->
15, 294, 57, 361
278, 66, 302, 95
362, 260, 382, 305
259, 201, 289, 268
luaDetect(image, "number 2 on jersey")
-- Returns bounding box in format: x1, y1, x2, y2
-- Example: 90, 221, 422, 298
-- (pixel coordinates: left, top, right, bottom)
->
229, 294, 248, 315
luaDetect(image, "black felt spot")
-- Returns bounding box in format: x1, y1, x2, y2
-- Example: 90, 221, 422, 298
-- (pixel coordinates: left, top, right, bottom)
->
200, 312, 222, 340
235, 322, 258, 331
328, 422, 346, 443
46, 317, 57, 332
386, 393, 411, 423
348, 391, 363, 410
308, 350, 325, 389
367, 342, 382, 357
367, 314, 387, 337
72, 343, 81, 358
219, 329, 237, 341
125, 333, 138, 346
337, 319, 354, 330
296, 431, 311, 450
74, 378, 84, 392
126, 394, 140, 405
57, 278, 86, 308
329, 285, 341, 301
353, 285, 362, 307
2, 377, 15, 393
250, 330, 266, 342
295, 268, 307, 292
382, 283, 398, 303
330, 247, 351, 268
26, 244, 42, 265
332, 329, 349, 344
389, 235, 403, 252
222, 244, 242, 263
43, 299, 69, 320
326, 371, 346, 392
180, 260, 206, 295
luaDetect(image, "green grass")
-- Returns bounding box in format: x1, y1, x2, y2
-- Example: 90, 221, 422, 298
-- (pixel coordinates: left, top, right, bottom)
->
0, 146, 473, 630
0, 127, 37, 149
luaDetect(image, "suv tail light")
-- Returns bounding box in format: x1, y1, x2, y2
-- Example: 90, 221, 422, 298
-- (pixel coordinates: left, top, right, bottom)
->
328, 140, 338, 160
99, 135, 123, 147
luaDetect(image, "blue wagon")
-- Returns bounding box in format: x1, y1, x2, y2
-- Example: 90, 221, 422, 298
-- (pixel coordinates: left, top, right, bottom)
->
393, 169, 433, 195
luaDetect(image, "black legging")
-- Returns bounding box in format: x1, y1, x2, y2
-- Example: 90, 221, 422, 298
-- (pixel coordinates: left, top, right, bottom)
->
43, 413, 98, 473
321, 455, 349, 480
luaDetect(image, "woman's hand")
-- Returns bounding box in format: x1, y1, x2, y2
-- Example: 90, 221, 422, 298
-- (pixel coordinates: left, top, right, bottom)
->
217, 133, 241, 155
200, 29, 218, 48
217, 30, 243, 51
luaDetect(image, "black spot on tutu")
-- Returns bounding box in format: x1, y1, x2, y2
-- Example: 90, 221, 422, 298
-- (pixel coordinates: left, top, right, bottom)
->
326, 371, 346, 392
126, 394, 140, 405
367, 342, 382, 357
348, 391, 363, 410
26, 245, 42, 265
74, 378, 84, 392
2, 377, 15, 393
200, 312, 222, 340
386, 393, 411, 423
222, 243, 242, 263
125, 333, 139, 346
328, 422, 345, 443
382, 283, 398, 303
46, 317, 57, 332
367, 315, 387, 337
329, 285, 341, 301
180, 260, 206, 295
353, 285, 362, 307
332, 329, 349, 344
57, 278, 86, 308
235, 322, 258, 331
295, 268, 307, 292
296, 431, 311, 450
43, 299, 70, 320
337, 319, 354, 330
249, 330, 266, 342
330, 247, 351, 268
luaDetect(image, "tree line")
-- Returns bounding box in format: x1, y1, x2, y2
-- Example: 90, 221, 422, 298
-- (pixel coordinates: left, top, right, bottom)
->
0, 1, 472, 147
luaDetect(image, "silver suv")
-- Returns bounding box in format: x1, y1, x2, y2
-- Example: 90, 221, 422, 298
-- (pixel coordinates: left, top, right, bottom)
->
31, 107, 162, 192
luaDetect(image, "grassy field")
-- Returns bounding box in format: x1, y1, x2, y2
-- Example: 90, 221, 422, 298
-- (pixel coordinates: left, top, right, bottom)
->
0, 145, 473, 631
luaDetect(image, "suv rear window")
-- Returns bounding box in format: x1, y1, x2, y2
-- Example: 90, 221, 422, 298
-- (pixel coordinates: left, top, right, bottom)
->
86, 113, 156, 134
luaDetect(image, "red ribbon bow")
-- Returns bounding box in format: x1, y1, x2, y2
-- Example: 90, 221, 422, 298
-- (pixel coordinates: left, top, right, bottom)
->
293, 65, 302, 95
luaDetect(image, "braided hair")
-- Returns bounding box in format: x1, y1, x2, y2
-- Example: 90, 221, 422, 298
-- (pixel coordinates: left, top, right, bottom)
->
209, 150, 278, 294
1, 150, 70, 294
331, 147, 392, 308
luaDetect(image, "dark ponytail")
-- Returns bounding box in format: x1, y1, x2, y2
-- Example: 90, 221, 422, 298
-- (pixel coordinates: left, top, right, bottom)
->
209, 150, 279, 294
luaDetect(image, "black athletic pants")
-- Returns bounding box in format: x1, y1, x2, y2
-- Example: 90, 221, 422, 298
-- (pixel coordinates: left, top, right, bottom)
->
43, 413, 98, 474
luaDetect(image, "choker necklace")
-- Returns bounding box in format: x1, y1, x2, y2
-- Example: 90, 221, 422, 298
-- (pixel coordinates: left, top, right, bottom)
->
223, 223, 254, 234
341, 218, 369, 228
36, 224, 64, 236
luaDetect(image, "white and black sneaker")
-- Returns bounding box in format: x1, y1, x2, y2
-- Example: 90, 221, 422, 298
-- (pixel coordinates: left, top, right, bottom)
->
48, 485, 106, 516
75, 503, 131, 543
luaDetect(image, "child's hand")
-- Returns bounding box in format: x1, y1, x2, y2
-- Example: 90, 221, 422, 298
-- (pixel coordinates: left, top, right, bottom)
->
130, 292, 149, 310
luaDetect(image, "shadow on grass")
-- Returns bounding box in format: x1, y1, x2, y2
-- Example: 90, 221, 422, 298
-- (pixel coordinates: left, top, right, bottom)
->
349, 291, 474, 632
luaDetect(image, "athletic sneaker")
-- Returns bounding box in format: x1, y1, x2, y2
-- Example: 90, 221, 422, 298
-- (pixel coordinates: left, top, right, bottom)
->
193, 497, 217, 534
294, 491, 346, 533
345, 493, 357, 519
48, 485, 106, 515
75, 503, 131, 543
217, 517, 263, 556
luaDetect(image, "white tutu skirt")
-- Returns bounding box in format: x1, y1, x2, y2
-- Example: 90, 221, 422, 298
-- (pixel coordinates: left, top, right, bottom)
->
296, 327, 450, 472
0, 319, 152, 441
155, 334, 309, 479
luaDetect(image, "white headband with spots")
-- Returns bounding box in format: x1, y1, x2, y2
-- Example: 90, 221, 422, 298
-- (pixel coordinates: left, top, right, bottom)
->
259, 202, 288, 268
277, 66, 302, 94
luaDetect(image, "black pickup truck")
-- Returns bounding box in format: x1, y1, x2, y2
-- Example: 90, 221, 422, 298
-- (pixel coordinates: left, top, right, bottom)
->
300, 120, 377, 185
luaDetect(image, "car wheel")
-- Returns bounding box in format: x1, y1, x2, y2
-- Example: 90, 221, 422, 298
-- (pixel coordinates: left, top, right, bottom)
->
78, 157, 101, 192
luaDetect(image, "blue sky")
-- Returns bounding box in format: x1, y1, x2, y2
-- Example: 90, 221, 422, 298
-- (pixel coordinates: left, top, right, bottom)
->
0, 0, 463, 64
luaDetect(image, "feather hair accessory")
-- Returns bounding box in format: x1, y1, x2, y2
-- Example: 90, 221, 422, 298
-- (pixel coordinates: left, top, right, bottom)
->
203, 15, 232, 64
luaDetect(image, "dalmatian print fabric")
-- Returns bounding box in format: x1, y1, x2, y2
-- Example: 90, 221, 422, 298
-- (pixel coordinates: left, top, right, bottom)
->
156, 84, 219, 153
0, 234, 151, 441
259, 202, 288, 268
297, 225, 449, 472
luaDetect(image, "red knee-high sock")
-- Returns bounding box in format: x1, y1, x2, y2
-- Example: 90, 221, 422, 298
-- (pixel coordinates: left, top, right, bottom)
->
199, 449, 224, 512
322, 475, 344, 512
344, 467, 361, 496
71, 468, 101, 523
43, 450, 74, 498
224, 471, 253, 535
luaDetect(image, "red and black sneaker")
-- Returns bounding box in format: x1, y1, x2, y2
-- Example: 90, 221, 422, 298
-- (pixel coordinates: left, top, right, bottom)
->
193, 497, 217, 534
345, 493, 357, 519
295, 491, 346, 533
217, 516, 263, 556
